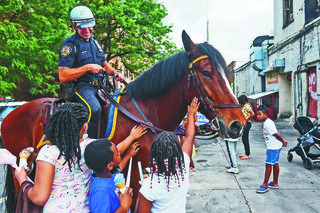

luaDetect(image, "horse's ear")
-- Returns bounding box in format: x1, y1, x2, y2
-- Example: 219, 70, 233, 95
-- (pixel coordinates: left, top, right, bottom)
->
182, 30, 197, 55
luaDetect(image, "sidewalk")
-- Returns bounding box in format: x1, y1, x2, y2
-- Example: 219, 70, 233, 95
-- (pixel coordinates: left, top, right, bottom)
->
186, 119, 320, 213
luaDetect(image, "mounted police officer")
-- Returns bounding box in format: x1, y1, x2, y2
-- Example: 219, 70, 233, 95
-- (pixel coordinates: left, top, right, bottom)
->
58, 6, 124, 138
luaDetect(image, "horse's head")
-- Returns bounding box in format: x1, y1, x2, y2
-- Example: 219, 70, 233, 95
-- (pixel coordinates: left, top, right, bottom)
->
182, 30, 246, 139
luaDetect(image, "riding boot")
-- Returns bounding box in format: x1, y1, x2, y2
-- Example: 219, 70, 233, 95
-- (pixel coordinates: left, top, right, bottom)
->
87, 122, 98, 139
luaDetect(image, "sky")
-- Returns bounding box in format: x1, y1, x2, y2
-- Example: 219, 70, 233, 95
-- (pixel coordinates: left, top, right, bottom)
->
159, 0, 274, 67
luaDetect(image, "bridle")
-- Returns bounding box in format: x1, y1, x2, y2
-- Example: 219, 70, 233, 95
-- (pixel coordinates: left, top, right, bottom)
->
186, 54, 241, 131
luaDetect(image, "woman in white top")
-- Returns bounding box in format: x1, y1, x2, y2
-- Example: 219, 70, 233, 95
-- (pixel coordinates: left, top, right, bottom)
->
135, 97, 199, 213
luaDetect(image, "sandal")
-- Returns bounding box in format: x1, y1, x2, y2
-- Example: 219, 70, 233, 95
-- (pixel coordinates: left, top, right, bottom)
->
240, 155, 250, 160
256, 185, 269, 193
239, 154, 246, 158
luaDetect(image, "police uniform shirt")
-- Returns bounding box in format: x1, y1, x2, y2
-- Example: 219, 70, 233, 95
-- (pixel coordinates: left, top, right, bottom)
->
58, 33, 106, 82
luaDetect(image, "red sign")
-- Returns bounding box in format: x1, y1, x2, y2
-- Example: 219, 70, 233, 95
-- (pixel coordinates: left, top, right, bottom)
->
267, 72, 278, 84
308, 67, 317, 118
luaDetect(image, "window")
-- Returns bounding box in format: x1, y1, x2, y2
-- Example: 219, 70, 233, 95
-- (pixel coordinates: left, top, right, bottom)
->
283, 0, 294, 28
305, 0, 320, 25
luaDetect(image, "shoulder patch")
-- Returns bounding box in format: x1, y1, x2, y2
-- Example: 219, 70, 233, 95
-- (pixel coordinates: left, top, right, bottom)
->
61, 45, 72, 58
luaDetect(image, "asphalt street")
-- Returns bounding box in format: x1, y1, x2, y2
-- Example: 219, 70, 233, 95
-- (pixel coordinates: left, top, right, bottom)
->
1, 119, 320, 213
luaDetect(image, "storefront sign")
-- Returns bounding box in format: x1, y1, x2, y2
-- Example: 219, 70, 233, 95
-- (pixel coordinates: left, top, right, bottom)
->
308, 68, 317, 117
267, 72, 278, 84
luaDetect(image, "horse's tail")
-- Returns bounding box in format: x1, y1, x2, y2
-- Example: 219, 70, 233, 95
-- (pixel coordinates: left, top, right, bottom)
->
4, 165, 17, 213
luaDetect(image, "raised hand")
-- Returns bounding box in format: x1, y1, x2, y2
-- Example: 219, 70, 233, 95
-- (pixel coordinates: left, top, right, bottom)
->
129, 125, 148, 140
188, 97, 200, 118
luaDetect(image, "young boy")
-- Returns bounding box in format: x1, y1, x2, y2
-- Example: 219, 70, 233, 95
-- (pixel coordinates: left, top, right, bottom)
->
84, 125, 147, 213
84, 139, 140, 213
256, 105, 288, 193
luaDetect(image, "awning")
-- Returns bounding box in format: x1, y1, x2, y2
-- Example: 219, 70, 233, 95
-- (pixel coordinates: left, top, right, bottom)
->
247, 91, 278, 100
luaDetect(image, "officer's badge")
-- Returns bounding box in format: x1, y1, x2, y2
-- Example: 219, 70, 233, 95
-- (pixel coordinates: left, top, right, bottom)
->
61, 45, 72, 58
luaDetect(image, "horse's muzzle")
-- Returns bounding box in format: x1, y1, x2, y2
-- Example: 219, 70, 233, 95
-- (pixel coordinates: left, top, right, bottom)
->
229, 121, 243, 138
218, 120, 243, 139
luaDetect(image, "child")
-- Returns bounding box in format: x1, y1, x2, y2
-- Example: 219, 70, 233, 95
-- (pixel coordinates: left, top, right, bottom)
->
256, 105, 288, 193
84, 138, 141, 213
135, 97, 199, 213
84, 124, 147, 213
238, 95, 255, 160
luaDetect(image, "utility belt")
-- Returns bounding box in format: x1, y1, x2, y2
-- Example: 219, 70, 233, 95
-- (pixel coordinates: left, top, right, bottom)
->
60, 79, 112, 101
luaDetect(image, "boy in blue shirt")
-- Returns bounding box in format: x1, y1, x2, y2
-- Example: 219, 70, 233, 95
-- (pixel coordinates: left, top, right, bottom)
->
256, 105, 288, 193
84, 125, 146, 212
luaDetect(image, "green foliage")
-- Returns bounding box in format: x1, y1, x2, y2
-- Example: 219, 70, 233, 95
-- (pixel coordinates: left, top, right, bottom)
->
0, 0, 178, 98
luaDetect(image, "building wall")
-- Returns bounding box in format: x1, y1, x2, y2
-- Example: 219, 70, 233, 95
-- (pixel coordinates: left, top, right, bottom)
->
233, 62, 262, 97
233, 0, 320, 120
273, 0, 305, 44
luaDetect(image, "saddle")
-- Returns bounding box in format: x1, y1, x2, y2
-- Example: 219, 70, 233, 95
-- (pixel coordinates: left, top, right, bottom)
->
40, 98, 66, 133
39, 89, 113, 139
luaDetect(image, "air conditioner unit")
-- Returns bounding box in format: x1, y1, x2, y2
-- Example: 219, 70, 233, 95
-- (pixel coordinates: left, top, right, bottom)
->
273, 59, 285, 69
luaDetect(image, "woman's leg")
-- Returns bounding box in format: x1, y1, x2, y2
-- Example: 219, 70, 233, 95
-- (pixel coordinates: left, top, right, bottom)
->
242, 122, 252, 156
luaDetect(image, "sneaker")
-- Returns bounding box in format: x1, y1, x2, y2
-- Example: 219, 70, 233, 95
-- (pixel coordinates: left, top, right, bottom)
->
225, 163, 231, 169
268, 182, 279, 189
226, 167, 239, 174
256, 185, 269, 193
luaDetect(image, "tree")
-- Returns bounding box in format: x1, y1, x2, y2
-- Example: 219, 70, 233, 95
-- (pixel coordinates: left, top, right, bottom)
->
0, 0, 75, 98
91, 0, 178, 75
0, 0, 177, 99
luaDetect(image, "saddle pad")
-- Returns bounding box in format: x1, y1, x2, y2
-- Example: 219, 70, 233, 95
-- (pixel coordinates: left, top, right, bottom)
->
105, 87, 125, 139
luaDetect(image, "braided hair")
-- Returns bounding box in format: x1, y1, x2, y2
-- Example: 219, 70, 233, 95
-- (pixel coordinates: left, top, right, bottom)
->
45, 103, 89, 171
150, 132, 185, 186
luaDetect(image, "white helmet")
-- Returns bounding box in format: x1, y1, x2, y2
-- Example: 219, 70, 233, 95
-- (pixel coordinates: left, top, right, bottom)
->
70, 6, 95, 28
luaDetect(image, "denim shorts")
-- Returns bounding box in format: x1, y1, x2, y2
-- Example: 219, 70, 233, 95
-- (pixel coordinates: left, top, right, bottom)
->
265, 149, 281, 164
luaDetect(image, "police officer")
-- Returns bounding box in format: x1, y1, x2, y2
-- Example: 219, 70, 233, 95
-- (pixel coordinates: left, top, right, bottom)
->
58, 6, 124, 138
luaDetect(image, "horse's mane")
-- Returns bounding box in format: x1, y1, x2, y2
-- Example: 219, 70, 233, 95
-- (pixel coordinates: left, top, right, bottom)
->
126, 42, 228, 100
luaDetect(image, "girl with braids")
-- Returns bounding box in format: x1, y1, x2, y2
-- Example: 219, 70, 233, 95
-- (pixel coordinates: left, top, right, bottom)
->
14, 103, 147, 212
135, 97, 199, 213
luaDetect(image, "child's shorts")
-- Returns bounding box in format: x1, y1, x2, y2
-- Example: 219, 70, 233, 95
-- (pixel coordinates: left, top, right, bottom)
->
265, 148, 281, 164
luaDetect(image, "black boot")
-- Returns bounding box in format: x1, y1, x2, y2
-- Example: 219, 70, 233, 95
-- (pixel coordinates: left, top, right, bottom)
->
87, 122, 98, 139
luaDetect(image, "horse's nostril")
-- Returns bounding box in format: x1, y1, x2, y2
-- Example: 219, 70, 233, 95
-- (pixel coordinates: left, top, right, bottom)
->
230, 121, 242, 136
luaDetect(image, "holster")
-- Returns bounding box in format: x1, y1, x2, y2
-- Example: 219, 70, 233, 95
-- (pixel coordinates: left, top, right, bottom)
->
60, 81, 76, 101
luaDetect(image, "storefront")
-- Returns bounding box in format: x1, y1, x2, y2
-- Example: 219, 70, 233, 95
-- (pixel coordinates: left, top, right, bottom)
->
248, 91, 279, 121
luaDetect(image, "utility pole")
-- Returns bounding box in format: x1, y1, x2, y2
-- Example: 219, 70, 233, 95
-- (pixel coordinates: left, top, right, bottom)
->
207, 18, 209, 43
206, 0, 209, 43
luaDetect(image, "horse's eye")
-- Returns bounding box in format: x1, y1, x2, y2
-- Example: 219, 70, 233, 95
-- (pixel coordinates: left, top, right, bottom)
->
201, 70, 211, 78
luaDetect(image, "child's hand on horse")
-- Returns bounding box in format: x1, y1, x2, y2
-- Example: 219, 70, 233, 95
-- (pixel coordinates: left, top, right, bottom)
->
128, 142, 140, 157
130, 125, 148, 140
188, 97, 200, 118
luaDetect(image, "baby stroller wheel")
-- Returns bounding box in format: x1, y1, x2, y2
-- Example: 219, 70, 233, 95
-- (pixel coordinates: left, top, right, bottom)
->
303, 157, 314, 170
287, 152, 293, 162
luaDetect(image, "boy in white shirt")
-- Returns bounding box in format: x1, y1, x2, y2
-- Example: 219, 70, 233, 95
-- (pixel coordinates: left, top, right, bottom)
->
256, 105, 288, 193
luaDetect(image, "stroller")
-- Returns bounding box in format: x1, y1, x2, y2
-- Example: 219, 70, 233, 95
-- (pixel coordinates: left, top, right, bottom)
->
287, 116, 320, 170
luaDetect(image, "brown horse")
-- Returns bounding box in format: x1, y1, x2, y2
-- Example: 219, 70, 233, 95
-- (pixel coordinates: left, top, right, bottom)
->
2, 31, 245, 211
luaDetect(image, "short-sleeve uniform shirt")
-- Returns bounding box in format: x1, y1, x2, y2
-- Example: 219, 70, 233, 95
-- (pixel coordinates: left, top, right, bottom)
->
58, 33, 106, 82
